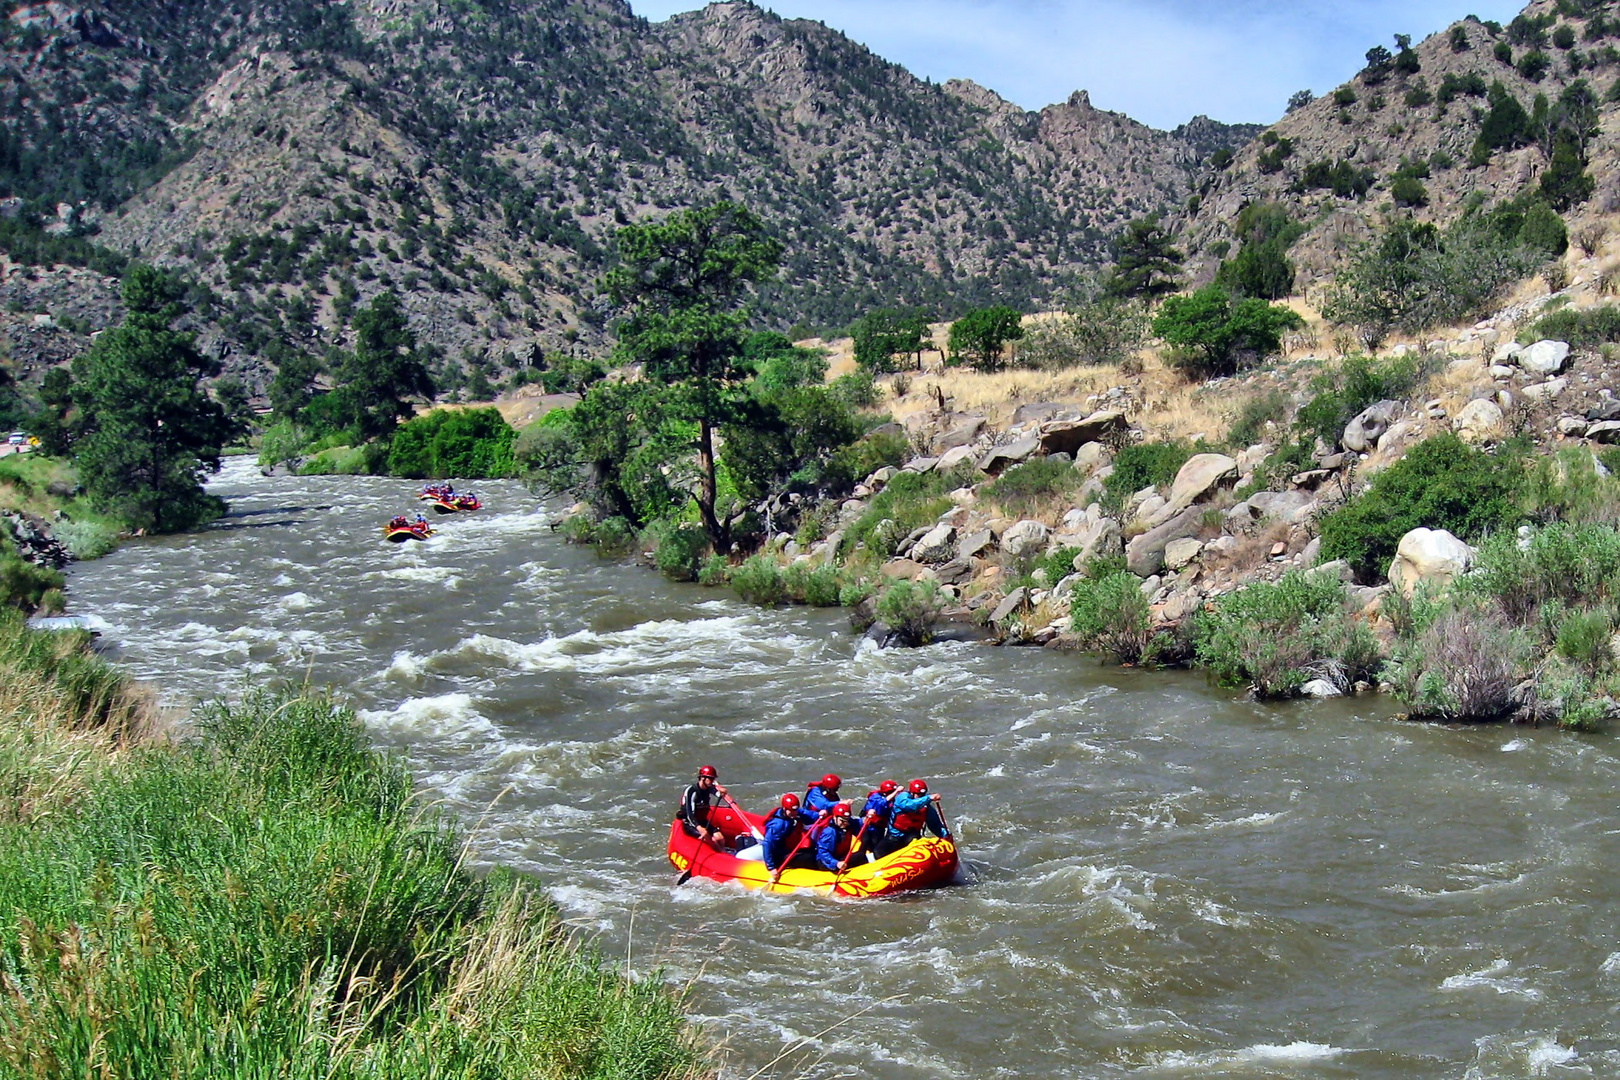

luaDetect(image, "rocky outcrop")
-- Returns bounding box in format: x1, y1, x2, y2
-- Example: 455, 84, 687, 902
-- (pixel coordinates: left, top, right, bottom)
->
1453, 399, 1504, 443
1341, 400, 1403, 453
1165, 453, 1239, 513
1126, 507, 1204, 577
1037, 410, 1127, 456
1518, 340, 1570, 376
1387, 528, 1475, 598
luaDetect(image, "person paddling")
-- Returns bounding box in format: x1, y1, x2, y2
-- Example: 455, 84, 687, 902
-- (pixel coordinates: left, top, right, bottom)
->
804, 773, 842, 816
762, 792, 817, 881
872, 779, 950, 859
814, 802, 877, 872
678, 765, 729, 850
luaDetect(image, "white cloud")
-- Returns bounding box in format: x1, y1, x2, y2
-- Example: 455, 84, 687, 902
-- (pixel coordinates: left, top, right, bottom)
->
629, 0, 1529, 128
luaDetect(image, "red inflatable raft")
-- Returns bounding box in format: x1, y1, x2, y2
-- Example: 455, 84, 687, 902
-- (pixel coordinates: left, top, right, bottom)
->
667, 804, 958, 898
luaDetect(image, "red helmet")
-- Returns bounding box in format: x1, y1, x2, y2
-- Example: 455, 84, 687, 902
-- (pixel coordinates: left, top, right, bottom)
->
878, 780, 899, 795
817, 773, 841, 790
832, 801, 852, 817
697, 765, 718, 779
779, 792, 800, 810
908, 779, 929, 795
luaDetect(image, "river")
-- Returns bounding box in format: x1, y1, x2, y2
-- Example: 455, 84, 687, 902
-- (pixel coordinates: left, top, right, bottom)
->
66, 459, 1620, 1079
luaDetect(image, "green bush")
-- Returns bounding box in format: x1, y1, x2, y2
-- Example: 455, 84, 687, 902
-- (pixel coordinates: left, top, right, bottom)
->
1069, 572, 1153, 664
51, 520, 118, 561
731, 554, 787, 606
1384, 603, 1530, 720
1464, 521, 1620, 623
1153, 285, 1304, 379
592, 515, 636, 558
840, 467, 967, 561
875, 578, 946, 646
1194, 571, 1382, 698
1295, 353, 1429, 449
387, 407, 517, 479
1518, 303, 1620, 345
1227, 390, 1290, 449
0, 536, 64, 613
783, 561, 842, 606
1319, 434, 1524, 580
824, 430, 909, 490
983, 458, 1083, 517
697, 553, 729, 586
1101, 441, 1194, 515
649, 521, 709, 582
1555, 606, 1614, 668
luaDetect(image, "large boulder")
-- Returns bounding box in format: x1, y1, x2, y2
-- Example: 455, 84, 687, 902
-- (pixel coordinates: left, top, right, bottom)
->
979, 436, 1040, 475
1163, 537, 1203, 571
1072, 441, 1111, 475
1453, 398, 1504, 443
1071, 515, 1122, 568
1037, 410, 1128, 456
1001, 519, 1051, 557
957, 528, 995, 560
909, 523, 956, 564
1518, 339, 1571, 376
1165, 453, 1239, 512
1341, 399, 1404, 453
1586, 420, 1620, 444
934, 417, 985, 452
1226, 489, 1316, 528
1125, 506, 1203, 577
936, 445, 978, 471
1012, 402, 1082, 425
1387, 528, 1476, 598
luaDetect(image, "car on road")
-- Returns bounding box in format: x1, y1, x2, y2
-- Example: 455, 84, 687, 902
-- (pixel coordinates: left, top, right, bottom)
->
6, 432, 26, 445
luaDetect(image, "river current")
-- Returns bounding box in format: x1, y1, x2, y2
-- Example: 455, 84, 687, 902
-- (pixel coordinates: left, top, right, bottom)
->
66, 459, 1620, 1079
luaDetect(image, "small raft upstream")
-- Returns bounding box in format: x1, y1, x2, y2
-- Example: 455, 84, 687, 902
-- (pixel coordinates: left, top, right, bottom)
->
667, 805, 958, 898
384, 521, 434, 542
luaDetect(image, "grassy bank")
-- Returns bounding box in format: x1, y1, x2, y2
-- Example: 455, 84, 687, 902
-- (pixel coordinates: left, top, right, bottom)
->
0, 609, 704, 1078
0, 453, 126, 559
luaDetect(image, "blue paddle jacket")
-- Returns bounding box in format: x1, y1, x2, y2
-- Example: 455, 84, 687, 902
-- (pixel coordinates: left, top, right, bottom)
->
887, 792, 949, 839
862, 791, 894, 830
804, 785, 842, 816
814, 816, 866, 872
761, 806, 815, 870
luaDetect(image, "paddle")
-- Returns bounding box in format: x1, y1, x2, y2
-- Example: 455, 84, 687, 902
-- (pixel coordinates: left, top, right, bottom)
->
719, 793, 765, 842
768, 810, 825, 887
836, 813, 874, 875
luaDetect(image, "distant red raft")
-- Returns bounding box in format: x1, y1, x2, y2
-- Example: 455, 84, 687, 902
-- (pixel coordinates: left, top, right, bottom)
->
429, 494, 481, 514
667, 804, 958, 898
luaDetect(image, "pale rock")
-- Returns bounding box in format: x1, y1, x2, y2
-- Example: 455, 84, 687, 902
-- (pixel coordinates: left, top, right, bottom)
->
1166, 453, 1239, 512
934, 417, 985, 452
1557, 415, 1588, 436
1072, 441, 1111, 475
936, 445, 978, 471
956, 528, 994, 560
978, 436, 1040, 475
880, 558, 928, 580
1497, 390, 1515, 411
1060, 507, 1087, 532
1521, 377, 1568, 401
1072, 516, 1123, 567
1304, 558, 1354, 584
910, 523, 956, 564
990, 587, 1028, 624
1270, 541, 1288, 558
1453, 398, 1504, 443
1341, 400, 1404, 453
1586, 420, 1620, 443
1138, 574, 1162, 597
1203, 534, 1239, 558
948, 486, 978, 505
1135, 494, 1168, 525
1127, 485, 1158, 513
1300, 536, 1322, 568
1163, 537, 1203, 570
1236, 443, 1273, 475
1387, 527, 1476, 598
1518, 339, 1570, 375
1001, 519, 1051, 557
1300, 679, 1344, 699
1493, 340, 1525, 363
1125, 506, 1203, 577
852, 483, 873, 498
1160, 589, 1202, 623
1489, 364, 1517, 379
869, 466, 897, 485
1038, 410, 1128, 456
903, 456, 939, 473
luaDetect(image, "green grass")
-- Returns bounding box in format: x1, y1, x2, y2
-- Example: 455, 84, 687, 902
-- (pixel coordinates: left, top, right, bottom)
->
839, 465, 975, 563
0, 617, 704, 1079
0, 453, 130, 560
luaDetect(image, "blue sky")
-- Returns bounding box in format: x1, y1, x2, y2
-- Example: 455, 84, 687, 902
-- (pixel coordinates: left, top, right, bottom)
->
629, 0, 1530, 129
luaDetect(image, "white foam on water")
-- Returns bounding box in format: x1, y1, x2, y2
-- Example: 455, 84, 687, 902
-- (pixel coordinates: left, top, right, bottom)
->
1441, 959, 1544, 1000
1501, 738, 1528, 752
374, 564, 461, 586
280, 591, 317, 612
1202, 810, 1287, 830
1465, 1033, 1584, 1079
1148, 1041, 1347, 1071
359, 692, 497, 741
1600, 952, 1620, 975
1191, 899, 1251, 928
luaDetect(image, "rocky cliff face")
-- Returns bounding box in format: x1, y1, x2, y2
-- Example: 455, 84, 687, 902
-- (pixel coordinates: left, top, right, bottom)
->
1181, 0, 1618, 293
0, 0, 1248, 395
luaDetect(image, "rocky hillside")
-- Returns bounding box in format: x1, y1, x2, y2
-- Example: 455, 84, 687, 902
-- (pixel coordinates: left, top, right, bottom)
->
1182, 0, 1620, 292
0, 0, 1254, 397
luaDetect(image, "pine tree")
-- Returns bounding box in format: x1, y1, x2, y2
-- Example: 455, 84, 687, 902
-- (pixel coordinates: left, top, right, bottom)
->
1104, 215, 1184, 300
70, 265, 234, 532
337, 291, 435, 440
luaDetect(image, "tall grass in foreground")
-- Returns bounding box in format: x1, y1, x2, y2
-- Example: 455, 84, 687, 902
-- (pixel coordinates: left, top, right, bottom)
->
0, 622, 704, 1079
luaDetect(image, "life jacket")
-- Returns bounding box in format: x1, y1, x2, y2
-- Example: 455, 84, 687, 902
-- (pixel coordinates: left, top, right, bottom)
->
891, 806, 927, 833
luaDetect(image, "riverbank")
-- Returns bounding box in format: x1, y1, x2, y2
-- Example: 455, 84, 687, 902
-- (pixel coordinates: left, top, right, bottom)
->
0, 607, 705, 1077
